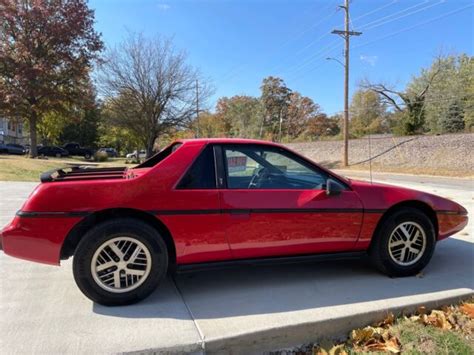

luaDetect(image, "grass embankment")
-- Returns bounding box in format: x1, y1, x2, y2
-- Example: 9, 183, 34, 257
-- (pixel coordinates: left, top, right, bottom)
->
0, 155, 127, 182
272, 299, 474, 354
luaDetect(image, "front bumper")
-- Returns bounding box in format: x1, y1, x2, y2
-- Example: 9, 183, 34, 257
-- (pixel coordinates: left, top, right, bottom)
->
437, 211, 469, 240
1, 215, 82, 265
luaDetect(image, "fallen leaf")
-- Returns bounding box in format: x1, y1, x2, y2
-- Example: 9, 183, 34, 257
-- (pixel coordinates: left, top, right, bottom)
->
328, 344, 347, 355
416, 271, 425, 278
460, 303, 474, 319
375, 313, 395, 328
417, 305, 427, 315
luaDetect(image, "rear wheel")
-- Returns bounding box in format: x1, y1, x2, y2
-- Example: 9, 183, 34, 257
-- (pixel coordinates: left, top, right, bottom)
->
73, 218, 168, 306
369, 207, 436, 277
84, 152, 91, 160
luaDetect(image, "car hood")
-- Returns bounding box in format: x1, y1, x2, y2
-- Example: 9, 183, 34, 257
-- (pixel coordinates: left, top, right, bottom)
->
348, 178, 467, 214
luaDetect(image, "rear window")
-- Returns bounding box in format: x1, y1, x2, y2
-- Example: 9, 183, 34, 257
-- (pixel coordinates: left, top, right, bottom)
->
134, 143, 182, 168
177, 145, 216, 189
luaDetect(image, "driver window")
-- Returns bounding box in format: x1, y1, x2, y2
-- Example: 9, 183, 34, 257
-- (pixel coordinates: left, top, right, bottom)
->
223, 145, 328, 189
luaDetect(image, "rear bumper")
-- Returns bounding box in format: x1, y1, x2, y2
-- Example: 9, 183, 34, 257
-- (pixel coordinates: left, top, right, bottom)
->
1, 215, 82, 265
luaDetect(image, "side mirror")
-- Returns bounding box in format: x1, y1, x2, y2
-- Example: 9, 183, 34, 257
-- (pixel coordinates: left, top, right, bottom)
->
326, 178, 344, 196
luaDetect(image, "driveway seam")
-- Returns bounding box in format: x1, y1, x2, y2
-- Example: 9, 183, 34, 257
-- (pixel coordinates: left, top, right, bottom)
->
171, 276, 206, 352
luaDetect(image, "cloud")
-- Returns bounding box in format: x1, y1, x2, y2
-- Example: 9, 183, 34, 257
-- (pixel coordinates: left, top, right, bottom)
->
157, 3, 171, 11
360, 55, 378, 66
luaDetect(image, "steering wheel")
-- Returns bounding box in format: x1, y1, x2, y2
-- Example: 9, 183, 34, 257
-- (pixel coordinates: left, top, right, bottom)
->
248, 168, 269, 189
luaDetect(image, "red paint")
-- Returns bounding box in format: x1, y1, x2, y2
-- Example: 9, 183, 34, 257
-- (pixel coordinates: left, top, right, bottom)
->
0, 138, 468, 266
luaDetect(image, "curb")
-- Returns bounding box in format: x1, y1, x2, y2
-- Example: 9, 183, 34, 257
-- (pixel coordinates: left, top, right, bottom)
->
133, 289, 473, 354
205, 289, 474, 354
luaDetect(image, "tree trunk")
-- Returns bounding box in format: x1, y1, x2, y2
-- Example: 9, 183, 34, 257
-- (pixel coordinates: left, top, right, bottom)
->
29, 112, 38, 158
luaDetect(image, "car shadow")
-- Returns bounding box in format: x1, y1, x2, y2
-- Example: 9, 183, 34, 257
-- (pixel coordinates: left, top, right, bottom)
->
93, 237, 473, 319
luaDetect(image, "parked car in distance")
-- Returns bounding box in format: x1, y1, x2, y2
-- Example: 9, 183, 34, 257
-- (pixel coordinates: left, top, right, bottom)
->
63, 143, 94, 159
126, 149, 146, 161
0, 138, 468, 306
38, 145, 69, 158
0, 143, 26, 155
98, 147, 118, 158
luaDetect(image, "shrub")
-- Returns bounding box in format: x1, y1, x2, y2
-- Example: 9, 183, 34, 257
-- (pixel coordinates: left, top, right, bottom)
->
93, 151, 108, 162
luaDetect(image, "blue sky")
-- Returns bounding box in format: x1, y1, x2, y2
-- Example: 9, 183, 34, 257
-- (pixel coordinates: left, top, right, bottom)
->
89, 0, 474, 115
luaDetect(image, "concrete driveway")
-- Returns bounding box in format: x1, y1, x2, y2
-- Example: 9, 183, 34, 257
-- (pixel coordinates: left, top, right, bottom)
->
0, 174, 472, 354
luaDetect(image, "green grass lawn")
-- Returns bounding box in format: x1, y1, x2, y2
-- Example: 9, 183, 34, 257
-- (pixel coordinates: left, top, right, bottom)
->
0, 155, 127, 182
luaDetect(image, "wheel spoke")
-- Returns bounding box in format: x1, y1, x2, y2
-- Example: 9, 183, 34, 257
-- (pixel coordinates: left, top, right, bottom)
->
390, 240, 404, 248
399, 225, 411, 241
128, 245, 142, 264
126, 268, 146, 276
109, 242, 125, 259
113, 271, 121, 288
96, 261, 116, 272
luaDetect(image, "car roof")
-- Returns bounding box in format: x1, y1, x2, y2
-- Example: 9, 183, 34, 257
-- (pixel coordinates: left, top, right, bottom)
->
176, 138, 283, 147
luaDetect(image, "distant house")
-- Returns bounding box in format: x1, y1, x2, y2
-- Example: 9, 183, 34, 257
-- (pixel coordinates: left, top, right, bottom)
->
0, 118, 28, 145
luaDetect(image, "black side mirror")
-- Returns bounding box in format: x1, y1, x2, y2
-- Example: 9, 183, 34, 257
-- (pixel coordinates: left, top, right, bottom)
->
326, 178, 344, 196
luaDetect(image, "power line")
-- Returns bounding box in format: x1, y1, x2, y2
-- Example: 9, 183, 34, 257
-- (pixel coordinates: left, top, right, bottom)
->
220, 0, 338, 83
276, 1, 400, 78
353, 3, 474, 51
360, 0, 446, 31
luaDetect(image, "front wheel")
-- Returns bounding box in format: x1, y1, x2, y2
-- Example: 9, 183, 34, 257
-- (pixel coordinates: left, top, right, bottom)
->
369, 207, 436, 277
73, 218, 168, 306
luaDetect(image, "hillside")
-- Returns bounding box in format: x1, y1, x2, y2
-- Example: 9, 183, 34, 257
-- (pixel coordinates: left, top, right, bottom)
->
287, 133, 474, 177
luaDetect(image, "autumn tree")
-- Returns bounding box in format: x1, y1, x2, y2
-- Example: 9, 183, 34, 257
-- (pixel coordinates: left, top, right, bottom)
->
100, 33, 211, 157
0, 0, 103, 156
215, 96, 262, 138
260, 76, 291, 141
306, 113, 340, 140
286, 92, 321, 140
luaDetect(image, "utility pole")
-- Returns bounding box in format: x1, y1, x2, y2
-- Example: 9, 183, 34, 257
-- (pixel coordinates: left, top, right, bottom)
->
331, 0, 361, 167
195, 79, 199, 138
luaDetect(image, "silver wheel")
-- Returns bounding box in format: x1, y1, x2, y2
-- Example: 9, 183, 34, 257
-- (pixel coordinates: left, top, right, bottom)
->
91, 237, 152, 293
388, 222, 426, 266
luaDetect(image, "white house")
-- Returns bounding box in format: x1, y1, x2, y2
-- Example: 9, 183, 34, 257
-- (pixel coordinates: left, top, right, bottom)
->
0, 118, 28, 145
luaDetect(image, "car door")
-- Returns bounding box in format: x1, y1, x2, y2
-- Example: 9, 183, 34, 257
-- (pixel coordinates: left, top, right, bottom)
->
161, 144, 231, 264
218, 144, 364, 259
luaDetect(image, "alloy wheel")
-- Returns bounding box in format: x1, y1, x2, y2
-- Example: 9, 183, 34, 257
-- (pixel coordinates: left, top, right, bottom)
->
388, 221, 427, 266
91, 236, 152, 293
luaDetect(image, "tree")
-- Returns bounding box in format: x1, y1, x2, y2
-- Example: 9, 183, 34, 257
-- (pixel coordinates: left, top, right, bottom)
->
286, 92, 322, 140
60, 106, 100, 147
215, 96, 262, 138
350, 89, 388, 136
305, 113, 340, 140
440, 101, 465, 133
260, 76, 291, 140
362, 58, 441, 135
0, 0, 103, 156
192, 111, 226, 138
100, 33, 211, 157
408, 54, 473, 133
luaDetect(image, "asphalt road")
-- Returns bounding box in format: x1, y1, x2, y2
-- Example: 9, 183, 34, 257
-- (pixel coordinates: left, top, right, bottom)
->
0, 174, 472, 354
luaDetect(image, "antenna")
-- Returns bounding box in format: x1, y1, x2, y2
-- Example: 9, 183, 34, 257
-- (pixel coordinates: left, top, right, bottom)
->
368, 131, 373, 184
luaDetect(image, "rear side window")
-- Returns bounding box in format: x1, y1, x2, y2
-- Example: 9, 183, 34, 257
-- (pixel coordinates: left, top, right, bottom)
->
177, 146, 216, 189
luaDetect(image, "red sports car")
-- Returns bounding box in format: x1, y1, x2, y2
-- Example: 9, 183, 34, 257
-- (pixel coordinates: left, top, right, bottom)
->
0, 139, 468, 305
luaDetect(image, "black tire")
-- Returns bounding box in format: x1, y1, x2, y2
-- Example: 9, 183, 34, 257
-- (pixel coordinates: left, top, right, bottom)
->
84, 153, 91, 160
369, 207, 436, 277
73, 218, 168, 306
